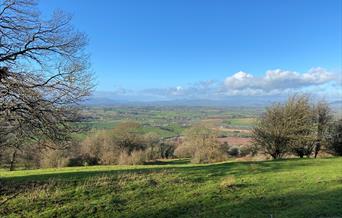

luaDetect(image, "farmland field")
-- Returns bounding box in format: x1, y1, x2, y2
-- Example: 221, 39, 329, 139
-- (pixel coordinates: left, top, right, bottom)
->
1, 158, 342, 217
79, 106, 262, 139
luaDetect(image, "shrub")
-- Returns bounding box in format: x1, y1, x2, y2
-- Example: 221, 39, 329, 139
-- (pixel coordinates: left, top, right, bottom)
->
191, 146, 227, 164
68, 154, 99, 166
160, 142, 176, 159
228, 147, 240, 157
252, 103, 290, 159
144, 132, 161, 160
174, 144, 195, 158
77, 121, 163, 166
40, 149, 69, 168
179, 124, 228, 163
79, 130, 121, 165
326, 120, 342, 156
118, 150, 147, 165
239, 145, 254, 157
252, 94, 330, 159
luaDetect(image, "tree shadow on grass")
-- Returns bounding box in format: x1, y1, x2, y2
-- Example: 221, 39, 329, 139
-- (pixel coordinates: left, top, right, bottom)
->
144, 158, 191, 165
0, 158, 341, 217
130, 188, 342, 218
1, 157, 339, 184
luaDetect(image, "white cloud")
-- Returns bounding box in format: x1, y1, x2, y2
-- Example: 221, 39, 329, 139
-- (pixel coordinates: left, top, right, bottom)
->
224, 71, 254, 90
223, 67, 334, 93
98, 67, 339, 101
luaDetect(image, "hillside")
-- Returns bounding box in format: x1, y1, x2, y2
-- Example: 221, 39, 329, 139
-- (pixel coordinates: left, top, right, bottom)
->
1, 158, 342, 218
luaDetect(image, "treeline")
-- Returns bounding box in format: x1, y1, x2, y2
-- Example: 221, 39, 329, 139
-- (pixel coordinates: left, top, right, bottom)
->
0, 122, 176, 169
0, 120, 253, 169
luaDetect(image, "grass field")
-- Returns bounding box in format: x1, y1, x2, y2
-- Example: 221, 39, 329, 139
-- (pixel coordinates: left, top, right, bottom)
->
1, 158, 342, 217
223, 118, 257, 129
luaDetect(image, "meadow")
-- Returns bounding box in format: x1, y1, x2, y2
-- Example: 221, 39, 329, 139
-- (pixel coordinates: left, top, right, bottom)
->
1, 157, 342, 217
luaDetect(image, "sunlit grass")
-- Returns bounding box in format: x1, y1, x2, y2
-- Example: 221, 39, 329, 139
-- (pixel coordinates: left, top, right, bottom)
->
1, 158, 342, 217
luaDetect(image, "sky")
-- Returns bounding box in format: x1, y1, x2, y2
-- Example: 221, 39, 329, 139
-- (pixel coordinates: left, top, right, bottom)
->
39, 0, 342, 101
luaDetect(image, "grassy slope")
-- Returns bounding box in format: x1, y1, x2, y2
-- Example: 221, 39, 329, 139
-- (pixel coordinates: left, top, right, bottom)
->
1, 158, 342, 218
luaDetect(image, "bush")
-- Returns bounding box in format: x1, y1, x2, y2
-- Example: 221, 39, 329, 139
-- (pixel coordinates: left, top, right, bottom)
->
79, 130, 121, 165
228, 147, 240, 157
177, 124, 228, 163
118, 150, 147, 165
174, 144, 195, 158
239, 145, 254, 157
68, 154, 99, 166
252, 103, 290, 159
191, 146, 227, 164
40, 149, 69, 168
160, 142, 176, 159
326, 120, 342, 156
252, 94, 330, 159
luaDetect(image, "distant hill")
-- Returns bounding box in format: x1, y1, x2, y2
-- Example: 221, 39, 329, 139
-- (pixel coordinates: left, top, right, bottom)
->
331, 100, 342, 108
82, 95, 285, 107
82, 93, 342, 108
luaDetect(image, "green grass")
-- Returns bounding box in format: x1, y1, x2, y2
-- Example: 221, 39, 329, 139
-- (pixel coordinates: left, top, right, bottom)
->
81, 120, 185, 138
84, 120, 120, 129
136, 125, 184, 138
1, 158, 342, 217
223, 118, 256, 128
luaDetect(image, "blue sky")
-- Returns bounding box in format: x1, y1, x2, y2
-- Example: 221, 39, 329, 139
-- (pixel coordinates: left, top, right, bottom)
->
39, 0, 341, 100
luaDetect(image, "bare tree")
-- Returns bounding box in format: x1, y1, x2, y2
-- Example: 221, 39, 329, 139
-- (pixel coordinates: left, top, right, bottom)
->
285, 95, 316, 158
252, 103, 290, 159
253, 94, 333, 159
112, 121, 145, 154
179, 123, 226, 163
0, 0, 93, 169
325, 119, 342, 156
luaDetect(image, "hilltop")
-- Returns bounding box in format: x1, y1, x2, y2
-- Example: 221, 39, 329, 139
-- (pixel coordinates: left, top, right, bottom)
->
1, 158, 342, 217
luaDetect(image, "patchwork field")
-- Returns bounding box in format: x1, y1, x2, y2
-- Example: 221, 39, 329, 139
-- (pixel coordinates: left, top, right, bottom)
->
1, 158, 342, 217
217, 137, 252, 146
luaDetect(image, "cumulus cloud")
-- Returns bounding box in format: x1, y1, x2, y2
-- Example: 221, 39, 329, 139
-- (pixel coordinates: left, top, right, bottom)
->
99, 67, 339, 101
223, 67, 334, 93
139, 68, 338, 99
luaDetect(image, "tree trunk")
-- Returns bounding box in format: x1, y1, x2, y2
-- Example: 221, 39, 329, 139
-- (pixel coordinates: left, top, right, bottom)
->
314, 142, 321, 158
9, 150, 17, 171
